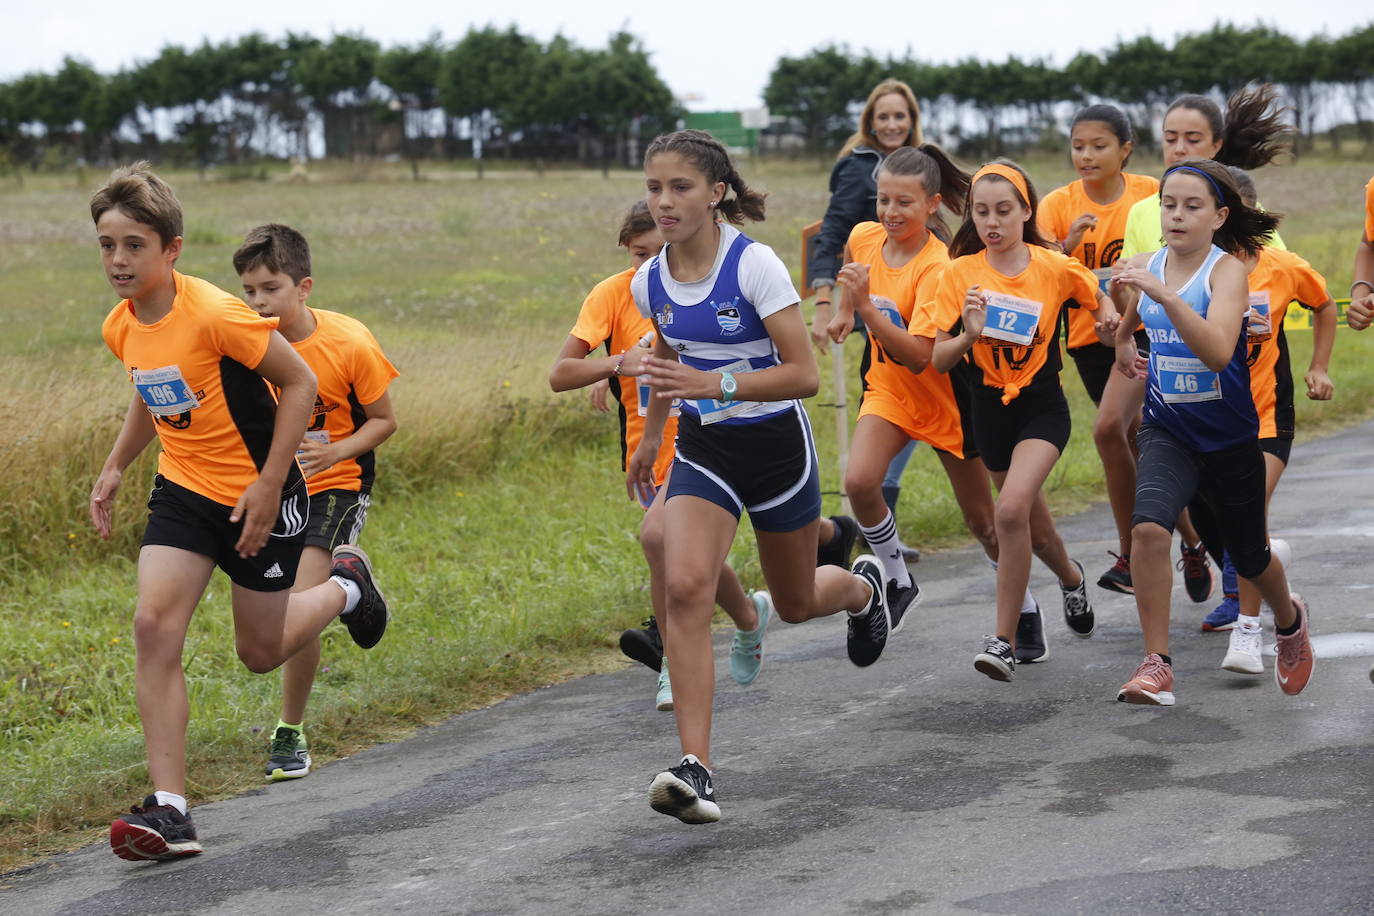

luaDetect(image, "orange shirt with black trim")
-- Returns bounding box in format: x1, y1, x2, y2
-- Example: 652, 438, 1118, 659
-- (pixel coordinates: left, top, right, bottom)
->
570, 268, 677, 486
847, 222, 968, 456
1365, 175, 1374, 241
102, 271, 283, 508
290, 308, 399, 495
928, 246, 1100, 404
1243, 248, 1329, 441
1037, 172, 1157, 349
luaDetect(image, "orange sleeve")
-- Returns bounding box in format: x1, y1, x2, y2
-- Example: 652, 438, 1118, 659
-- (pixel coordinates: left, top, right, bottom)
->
1286, 252, 1331, 308
907, 262, 947, 338
1365, 177, 1374, 241
569, 282, 617, 352
350, 325, 400, 405
929, 261, 966, 334
1060, 255, 1101, 311
204, 298, 278, 367
1037, 188, 1070, 245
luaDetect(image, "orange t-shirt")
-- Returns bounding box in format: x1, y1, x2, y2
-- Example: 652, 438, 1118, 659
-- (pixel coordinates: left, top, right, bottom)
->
928, 246, 1100, 404
1038, 172, 1158, 349
570, 268, 677, 486
1365, 176, 1374, 241
103, 271, 282, 507
290, 308, 398, 494
847, 223, 968, 456
1243, 248, 1329, 440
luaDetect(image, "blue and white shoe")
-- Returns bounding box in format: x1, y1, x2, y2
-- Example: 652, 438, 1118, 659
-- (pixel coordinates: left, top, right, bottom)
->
729, 591, 771, 685
1202, 595, 1240, 632
655, 659, 674, 711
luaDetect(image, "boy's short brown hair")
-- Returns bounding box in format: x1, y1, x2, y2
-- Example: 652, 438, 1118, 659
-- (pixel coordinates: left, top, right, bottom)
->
233, 223, 312, 284
617, 200, 656, 247
89, 160, 183, 247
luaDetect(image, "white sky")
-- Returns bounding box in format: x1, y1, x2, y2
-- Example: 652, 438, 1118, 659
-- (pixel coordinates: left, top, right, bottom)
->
4, 1, 1369, 111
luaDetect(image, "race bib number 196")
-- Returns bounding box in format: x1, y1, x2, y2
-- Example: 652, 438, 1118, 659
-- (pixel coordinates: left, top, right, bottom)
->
132, 366, 198, 416
981, 292, 1043, 346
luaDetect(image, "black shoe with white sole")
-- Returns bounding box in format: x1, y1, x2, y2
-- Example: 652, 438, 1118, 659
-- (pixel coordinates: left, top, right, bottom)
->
887, 579, 922, 635
1061, 559, 1095, 638
818, 515, 859, 568
110, 796, 203, 861
331, 545, 389, 649
649, 755, 719, 824
974, 635, 1016, 682
1014, 604, 1049, 663
847, 555, 890, 667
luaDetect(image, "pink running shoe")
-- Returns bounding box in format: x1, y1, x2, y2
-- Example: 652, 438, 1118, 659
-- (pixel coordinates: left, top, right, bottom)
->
1117, 653, 1176, 706
1274, 594, 1315, 696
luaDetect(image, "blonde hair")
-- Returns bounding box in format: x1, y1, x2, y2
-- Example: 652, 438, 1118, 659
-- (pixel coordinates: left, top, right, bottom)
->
838, 79, 923, 160
89, 161, 183, 246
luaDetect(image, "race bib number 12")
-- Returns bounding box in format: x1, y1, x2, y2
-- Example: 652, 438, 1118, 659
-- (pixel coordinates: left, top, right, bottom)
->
981, 292, 1043, 346
132, 366, 198, 416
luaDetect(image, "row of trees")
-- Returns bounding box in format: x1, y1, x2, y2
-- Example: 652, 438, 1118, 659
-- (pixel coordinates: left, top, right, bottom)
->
766, 23, 1374, 156
0, 27, 677, 175
3, 21, 1372, 173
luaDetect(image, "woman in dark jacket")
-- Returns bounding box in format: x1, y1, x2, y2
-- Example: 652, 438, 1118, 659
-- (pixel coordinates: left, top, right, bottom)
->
811, 78, 925, 564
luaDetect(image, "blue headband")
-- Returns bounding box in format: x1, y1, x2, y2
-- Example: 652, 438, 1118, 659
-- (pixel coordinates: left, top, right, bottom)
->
1164, 165, 1226, 205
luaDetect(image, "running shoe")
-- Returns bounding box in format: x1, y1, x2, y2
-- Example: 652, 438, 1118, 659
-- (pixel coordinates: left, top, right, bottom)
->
1178, 542, 1214, 603
1014, 604, 1048, 664
1221, 623, 1264, 675
648, 754, 719, 824
110, 796, 203, 861
899, 543, 922, 564
847, 555, 890, 667
1274, 594, 1315, 696
1097, 552, 1133, 595
655, 662, 674, 712
1117, 653, 1176, 706
620, 616, 663, 673
886, 579, 923, 635
729, 592, 771, 685
974, 635, 1016, 681
331, 544, 388, 649
1061, 560, 1095, 637
1202, 595, 1240, 632
265, 726, 312, 781
817, 514, 859, 568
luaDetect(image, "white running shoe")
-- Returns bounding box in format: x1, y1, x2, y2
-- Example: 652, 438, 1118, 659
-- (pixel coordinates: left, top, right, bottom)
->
1221, 623, 1264, 675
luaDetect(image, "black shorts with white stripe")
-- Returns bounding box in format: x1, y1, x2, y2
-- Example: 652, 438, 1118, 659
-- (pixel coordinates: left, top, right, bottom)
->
303, 488, 371, 551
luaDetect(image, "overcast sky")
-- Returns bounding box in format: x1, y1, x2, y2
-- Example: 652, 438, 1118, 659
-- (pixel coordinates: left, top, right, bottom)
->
4, 2, 1368, 111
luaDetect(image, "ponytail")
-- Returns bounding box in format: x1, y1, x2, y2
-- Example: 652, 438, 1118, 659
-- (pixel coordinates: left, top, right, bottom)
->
643, 129, 767, 224
878, 143, 970, 242
1162, 159, 1281, 257
1164, 85, 1293, 172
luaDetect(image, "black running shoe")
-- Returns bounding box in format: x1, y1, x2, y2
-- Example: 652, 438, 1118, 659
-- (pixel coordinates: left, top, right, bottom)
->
1061, 559, 1096, 638
619, 616, 663, 672
1014, 603, 1049, 663
332, 544, 389, 649
648, 755, 720, 824
886, 579, 922, 635
1097, 552, 1133, 595
265, 726, 312, 781
974, 635, 1016, 682
110, 796, 203, 861
817, 514, 859, 568
847, 555, 890, 667
1178, 542, 1214, 603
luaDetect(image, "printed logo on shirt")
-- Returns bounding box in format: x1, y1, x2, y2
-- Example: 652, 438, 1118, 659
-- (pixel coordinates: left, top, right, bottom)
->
714, 298, 743, 336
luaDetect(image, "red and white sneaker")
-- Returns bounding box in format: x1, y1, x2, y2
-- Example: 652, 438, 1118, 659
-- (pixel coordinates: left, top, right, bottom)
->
1274, 594, 1315, 696
1117, 653, 1176, 706
110, 796, 203, 861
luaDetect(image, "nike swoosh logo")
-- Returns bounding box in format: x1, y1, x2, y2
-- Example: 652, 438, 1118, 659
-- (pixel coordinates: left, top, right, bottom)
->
703, 782, 713, 794
1277, 672, 1289, 684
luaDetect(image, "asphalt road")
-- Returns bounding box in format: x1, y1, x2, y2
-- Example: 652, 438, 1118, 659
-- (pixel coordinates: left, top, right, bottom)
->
6, 421, 1374, 915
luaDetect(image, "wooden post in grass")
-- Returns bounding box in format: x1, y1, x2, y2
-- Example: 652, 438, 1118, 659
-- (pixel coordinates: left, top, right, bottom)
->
801, 219, 852, 516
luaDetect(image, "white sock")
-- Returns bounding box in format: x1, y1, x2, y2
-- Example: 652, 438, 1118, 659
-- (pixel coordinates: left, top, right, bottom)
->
331, 575, 362, 615
154, 791, 188, 815
1238, 615, 1262, 633
1020, 589, 1038, 616
859, 512, 911, 588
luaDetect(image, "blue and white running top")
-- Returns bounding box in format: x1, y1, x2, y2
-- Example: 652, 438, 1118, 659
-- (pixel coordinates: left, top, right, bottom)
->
1140, 244, 1257, 452
632, 223, 801, 425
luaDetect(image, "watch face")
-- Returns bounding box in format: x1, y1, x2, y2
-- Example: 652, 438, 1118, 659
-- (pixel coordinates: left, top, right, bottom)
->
722, 375, 737, 394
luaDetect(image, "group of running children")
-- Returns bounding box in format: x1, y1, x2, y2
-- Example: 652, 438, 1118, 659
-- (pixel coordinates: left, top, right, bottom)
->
86, 77, 1374, 854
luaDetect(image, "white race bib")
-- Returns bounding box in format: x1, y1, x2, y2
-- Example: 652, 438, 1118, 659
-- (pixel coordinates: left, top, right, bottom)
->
871, 295, 905, 330
1154, 354, 1222, 403
637, 380, 681, 419
131, 366, 198, 417
695, 359, 754, 426
1246, 291, 1272, 340
981, 292, 1043, 346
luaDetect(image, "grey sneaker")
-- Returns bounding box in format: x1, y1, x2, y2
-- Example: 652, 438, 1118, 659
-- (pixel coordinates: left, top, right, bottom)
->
729, 592, 771, 685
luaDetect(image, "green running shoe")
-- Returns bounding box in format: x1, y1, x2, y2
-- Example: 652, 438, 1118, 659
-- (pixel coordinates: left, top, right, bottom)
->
265, 726, 312, 781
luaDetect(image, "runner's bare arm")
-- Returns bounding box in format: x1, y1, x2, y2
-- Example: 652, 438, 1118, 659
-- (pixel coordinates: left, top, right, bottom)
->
90, 394, 158, 539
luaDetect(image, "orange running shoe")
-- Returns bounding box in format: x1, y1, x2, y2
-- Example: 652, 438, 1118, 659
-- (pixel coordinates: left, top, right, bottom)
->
1117, 653, 1176, 706
1274, 594, 1315, 696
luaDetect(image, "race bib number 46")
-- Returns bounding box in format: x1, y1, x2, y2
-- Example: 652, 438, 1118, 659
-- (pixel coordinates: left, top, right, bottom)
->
1154, 354, 1221, 403
981, 292, 1043, 346
132, 366, 198, 416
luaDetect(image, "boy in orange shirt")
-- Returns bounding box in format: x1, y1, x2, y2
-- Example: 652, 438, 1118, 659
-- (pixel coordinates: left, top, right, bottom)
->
235, 224, 399, 781
90, 163, 387, 861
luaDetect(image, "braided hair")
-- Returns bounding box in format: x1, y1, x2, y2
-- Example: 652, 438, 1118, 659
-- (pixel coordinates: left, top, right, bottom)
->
643, 130, 767, 224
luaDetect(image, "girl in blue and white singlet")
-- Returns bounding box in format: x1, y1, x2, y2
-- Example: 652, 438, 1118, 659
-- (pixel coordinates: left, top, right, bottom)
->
627, 130, 890, 826
1108, 159, 1314, 708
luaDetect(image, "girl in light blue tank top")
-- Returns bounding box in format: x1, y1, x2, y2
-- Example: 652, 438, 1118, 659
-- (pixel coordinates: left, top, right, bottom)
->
1107, 160, 1315, 708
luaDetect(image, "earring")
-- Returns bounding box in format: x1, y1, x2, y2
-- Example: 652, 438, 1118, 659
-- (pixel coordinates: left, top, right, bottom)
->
709, 200, 717, 208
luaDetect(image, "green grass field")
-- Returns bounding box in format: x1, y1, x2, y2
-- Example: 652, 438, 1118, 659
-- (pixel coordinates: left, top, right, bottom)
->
1, 152, 1370, 870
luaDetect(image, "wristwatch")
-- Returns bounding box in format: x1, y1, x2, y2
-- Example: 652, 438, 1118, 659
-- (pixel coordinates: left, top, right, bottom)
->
719, 370, 738, 402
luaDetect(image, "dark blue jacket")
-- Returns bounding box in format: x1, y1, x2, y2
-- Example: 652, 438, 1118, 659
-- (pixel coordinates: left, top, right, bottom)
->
807, 146, 884, 289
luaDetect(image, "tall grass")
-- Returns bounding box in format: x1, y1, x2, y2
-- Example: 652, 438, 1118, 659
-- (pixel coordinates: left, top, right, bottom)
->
1, 154, 1370, 870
